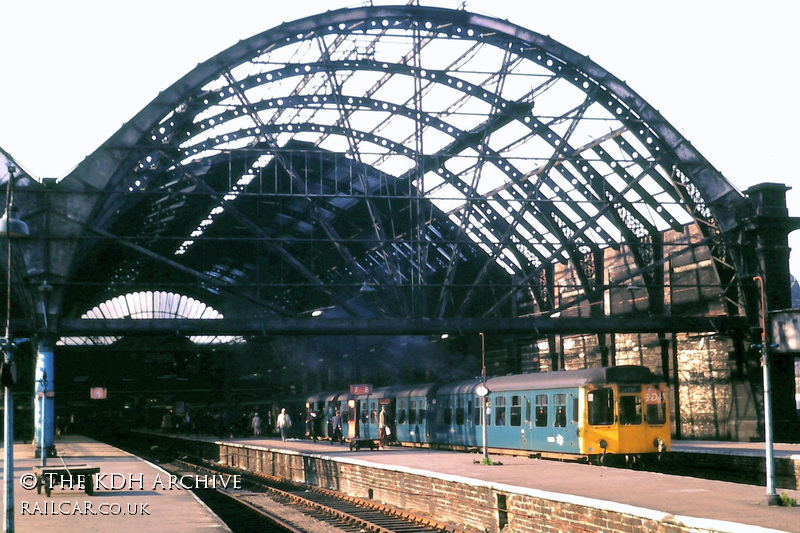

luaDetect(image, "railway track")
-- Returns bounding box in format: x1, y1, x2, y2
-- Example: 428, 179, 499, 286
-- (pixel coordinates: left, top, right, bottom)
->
156, 458, 467, 533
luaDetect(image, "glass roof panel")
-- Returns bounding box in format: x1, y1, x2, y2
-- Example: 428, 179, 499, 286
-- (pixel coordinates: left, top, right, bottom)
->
347, 109, 393, 136
487, 120, 534, 153
339, 69, 391, 98
474, 162, 511, 195
444, 147, 479, 175
419, 124, 456, 154
530, 77, 587, 122
439, 96, 493, 131
421, 81, 469, 114
255, 39, 313, 65
418, 38, 479, 71
116, 7, 722, 314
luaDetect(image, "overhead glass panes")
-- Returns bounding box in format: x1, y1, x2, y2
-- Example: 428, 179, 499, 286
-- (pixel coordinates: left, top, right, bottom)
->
130, 6, 713, 307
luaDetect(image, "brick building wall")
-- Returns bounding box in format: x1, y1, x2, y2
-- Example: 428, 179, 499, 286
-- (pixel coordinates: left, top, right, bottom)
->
495, 224, 765, 441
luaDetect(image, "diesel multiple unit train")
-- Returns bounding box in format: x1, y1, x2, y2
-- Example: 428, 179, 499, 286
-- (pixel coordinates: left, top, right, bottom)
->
298, 365, 670, 464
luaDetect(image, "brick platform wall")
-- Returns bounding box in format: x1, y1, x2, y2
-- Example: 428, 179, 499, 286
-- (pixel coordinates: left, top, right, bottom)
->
215, 442, 742, 533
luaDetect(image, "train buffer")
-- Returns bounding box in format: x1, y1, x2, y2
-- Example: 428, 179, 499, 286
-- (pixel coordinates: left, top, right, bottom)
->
33, 463, 101, 497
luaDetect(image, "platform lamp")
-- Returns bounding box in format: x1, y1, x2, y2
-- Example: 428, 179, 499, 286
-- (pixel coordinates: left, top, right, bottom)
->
753, 275, 779, 505
1, 163, 29, 533
476, 332, 490, 464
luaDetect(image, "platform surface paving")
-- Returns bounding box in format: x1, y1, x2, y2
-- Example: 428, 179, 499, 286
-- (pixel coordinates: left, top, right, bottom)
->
0, 436, 231, 533
219, 435, 800, 533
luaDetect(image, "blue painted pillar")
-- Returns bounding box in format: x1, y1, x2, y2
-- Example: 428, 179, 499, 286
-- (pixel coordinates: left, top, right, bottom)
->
33, 338, 55, 458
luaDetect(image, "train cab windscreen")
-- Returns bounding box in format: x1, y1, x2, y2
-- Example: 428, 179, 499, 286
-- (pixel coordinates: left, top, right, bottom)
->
645, 388, 667, 425
619, 395, 643, 425
587, 388, 614, 426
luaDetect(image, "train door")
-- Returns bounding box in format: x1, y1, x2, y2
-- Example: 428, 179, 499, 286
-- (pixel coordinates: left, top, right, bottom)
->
396, 398, 408, 442
562, 390, 580, 453
427, 397, 439, 445
361, 399, 377, 440
617, 384, 644, 453
459, 395, 477, 447
346, 399, 357, 440
380, 398, 395, 444
310, 401, 326, 439
522, 394, 535, 452
324, 399, 338, 439
408, 396, 427, 445
583, 386, 615, 455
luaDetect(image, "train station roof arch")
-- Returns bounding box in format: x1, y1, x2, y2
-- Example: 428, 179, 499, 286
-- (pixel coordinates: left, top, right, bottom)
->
1, 4, 768, 341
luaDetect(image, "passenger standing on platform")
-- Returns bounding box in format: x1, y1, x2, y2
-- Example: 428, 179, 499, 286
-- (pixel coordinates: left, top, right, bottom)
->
378, 405, 388, 449
277, 408, 292, 441
309, 409, 319, 441
266, 411, 274, 435
330, 409, 342, 444
251, 412, 262, 437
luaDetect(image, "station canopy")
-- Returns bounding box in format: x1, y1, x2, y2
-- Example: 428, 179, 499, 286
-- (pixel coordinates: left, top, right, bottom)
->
4, 5, 748, 344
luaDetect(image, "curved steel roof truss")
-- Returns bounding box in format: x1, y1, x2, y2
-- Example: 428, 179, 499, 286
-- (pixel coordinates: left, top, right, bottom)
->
46, 5, 747, 327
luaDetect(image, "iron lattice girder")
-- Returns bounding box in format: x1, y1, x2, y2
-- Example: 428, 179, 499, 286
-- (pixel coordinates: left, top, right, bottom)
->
18, 4, 751, 330
74, 4, 745, 244
166, 59, 681, 258
55, 315, 746, 337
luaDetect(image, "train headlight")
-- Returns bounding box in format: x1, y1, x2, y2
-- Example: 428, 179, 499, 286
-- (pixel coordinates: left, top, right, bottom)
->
653, 438, 666, 452
599, 439, 607, 449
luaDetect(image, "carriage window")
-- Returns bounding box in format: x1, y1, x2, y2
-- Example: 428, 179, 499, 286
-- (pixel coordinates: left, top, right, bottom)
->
535, 394, 548, 427
370, 402, 377, 424
361, 404, 369, 424
645, 388, 667, 424
456, 397, 465, 425
554, 393, 567, 427
495, 396, 507, 426
619, 395, 642, 425
510, 395, 522, 426
443, 397, 453, 425
572, 396, 579, 423
418, 400, 426, 425
525, 398, 532, 424
473, 399, 482, 425
398, 400, 407, 425
409, 400, 417, 425
587, 388, 614, 425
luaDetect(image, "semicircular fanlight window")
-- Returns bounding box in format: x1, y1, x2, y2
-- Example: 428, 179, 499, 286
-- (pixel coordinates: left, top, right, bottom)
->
58, 291, 243, 346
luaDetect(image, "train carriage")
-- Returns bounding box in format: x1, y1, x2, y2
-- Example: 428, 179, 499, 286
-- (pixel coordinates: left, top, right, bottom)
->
393, 384, 437, 446
305, 391, 344, 440
349, 386, 395, 443
303, 365, 669, 464
479, 373, 583, 457
432, 379, 482, 449
476, 366, 670, 462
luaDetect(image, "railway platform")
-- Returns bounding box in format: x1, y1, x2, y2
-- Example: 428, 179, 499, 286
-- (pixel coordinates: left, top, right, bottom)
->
0, 435, 231, 533
205, 434, 799, 533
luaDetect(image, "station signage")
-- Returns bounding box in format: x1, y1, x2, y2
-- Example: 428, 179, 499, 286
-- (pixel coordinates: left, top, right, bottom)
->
350, 384, 372, 395
90, 386, 107, 400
